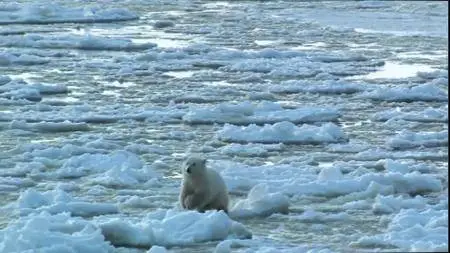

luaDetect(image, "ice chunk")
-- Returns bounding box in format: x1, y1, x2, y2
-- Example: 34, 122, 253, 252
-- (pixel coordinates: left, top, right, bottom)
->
183, 101, 340, 125
0, 3, 138, 25
0, 212, 114, 253
217, 121, 348, 144
230, 184, 290, 218
98, 209, 252, 248
387, 130, 448, 149
18, 188, 118, 217
351, 208, 448, 252
359, 83, 448, 102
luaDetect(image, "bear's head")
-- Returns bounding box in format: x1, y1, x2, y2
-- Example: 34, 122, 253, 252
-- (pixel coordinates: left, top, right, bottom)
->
182, 156, 206, 179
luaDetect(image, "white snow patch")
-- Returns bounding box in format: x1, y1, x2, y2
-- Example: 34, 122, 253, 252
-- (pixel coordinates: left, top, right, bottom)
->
217, 121, 348, 144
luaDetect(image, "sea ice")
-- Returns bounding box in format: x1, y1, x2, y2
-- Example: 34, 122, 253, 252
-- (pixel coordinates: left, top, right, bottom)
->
18, 188, 118, 217
288, 209, 350, 222
351, 208, 448, 252
359, 83, 448, 102
372, 194, 427, 214
230, 184, 290, 218
0, 52, 49, 65
0, 212, 114, 253
269, 80, 366, 94
217, 121, 348, 144
0, 34, 156, 51
9, 120, 90, 133
57, 150, 159, 188
387, 130, 448, 149
372, 107, 448, 123
98, 209, 252, 248
183, 101, 340, 125
220, 143, 285, 157
0, 3, 138, 24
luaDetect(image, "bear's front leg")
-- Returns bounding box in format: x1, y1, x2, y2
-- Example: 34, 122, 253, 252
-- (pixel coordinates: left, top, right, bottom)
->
184, 192, 207, 211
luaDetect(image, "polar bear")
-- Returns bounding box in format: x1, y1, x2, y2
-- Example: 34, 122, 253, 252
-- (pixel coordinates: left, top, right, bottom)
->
179, 156, 229, 213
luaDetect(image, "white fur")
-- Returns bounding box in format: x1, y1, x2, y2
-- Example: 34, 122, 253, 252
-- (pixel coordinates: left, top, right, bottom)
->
179, 156, 229, 213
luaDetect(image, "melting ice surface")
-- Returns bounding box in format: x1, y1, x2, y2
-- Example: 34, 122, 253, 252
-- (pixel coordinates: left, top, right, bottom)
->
0, 1, 448, 253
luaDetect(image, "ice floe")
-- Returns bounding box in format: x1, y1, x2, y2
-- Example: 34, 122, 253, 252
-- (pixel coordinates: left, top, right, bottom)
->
217, 121, 348, 144
0, 3, 138, 25
183, 101, 340, 125
0, 52, 50, 65
372, 194, 427, 214
351, 207, 448, 252
57, 150, 158, 186
387, 130, 448, 149
98, 209, 252, 248
359, 83, 448, 102
10, 120, 89, 133
286, 209, 350, 223
220, 143, 285, 157
269, 80, 366, 94
0, 79, 68, 102
0, 212, 114, 253
0, 177, 35, 192
4, 103, 186, 124
214, 159, 442, 198
350, 148, 447, 161
0, 34, 156, 51
326, 140, 372, 153
230, 184, 290, 218
18, 188, 118, 216
372, 107, 448, 123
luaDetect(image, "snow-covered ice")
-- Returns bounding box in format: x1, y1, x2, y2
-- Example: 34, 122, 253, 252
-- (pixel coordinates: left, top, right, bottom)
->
0, 3, 138, 25
18, 188, 118, 216
372, 107, 448, 123
0, 34, 156, 51
0, 212, 114, 253
352, 207, 448, 252
0, 1, 447, 252
183, 101, 340, 125
359, 83, 448, 102
230, 184, 290, 218
387, 130, 448, 149
217, 122, 348, 144
269, 80, 366, 94
98, 209, 252, 248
